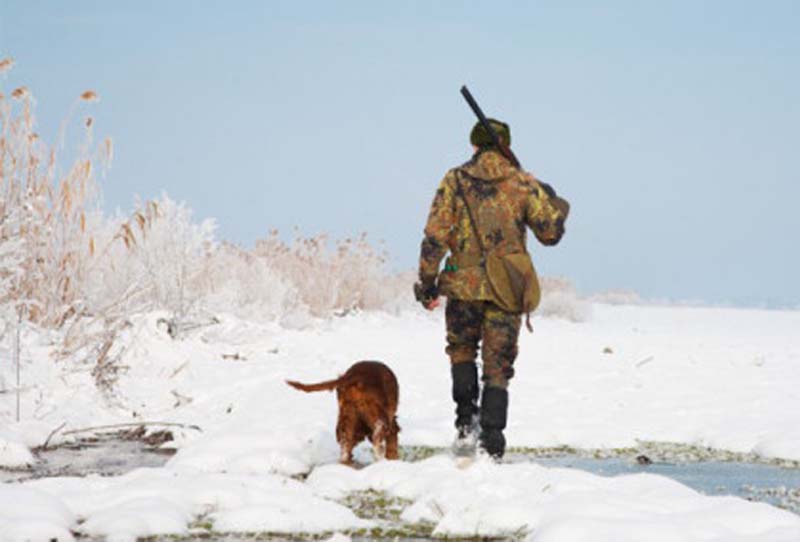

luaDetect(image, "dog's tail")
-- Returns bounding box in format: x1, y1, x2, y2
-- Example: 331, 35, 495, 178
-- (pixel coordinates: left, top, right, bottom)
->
285, 377, 342, 393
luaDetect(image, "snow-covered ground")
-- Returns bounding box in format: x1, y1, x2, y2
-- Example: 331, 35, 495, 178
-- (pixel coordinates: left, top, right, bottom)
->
1, 303, 800, 541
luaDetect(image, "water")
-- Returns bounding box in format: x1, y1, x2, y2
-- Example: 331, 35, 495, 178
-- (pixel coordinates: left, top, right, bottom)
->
509, 453, 800, 514
0, 435, 173, 483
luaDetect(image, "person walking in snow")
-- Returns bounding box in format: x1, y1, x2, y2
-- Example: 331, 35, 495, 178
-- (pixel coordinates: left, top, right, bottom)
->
414, 119, 569, 459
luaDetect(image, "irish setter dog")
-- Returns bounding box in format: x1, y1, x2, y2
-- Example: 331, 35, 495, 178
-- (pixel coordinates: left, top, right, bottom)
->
286, 360, 400, 465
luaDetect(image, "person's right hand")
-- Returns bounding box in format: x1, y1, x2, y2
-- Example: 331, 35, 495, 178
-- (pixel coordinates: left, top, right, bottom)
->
413, 281, 439, 310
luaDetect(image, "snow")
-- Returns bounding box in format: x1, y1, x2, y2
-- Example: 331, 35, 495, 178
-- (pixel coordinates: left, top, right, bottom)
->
0, 430, 35, 468
1, 303, 799, 540
0, 485, 75, 542
307, 456, 800, 541
20, 468, 368, 540
323, 533, 352, 542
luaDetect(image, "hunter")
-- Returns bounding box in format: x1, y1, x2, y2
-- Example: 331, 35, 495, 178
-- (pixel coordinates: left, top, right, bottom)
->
415, 119, 570, 459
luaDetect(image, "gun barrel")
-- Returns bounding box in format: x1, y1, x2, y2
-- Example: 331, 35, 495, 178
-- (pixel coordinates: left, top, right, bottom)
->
460, 86, 492, 131
460, 85, 521, 169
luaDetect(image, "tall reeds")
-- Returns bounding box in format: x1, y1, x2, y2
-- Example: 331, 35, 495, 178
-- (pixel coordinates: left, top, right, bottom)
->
1, 58, 113, 326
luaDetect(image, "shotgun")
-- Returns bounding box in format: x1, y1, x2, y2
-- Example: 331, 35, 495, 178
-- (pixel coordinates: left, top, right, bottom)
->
460, 85, 521, 169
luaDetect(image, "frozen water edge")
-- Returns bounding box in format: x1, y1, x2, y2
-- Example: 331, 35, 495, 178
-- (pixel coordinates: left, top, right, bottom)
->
0, 433, 172, 483
3, 438, 800, 541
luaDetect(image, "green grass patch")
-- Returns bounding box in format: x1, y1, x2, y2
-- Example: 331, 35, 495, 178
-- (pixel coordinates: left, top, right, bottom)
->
340, 489, 412, 522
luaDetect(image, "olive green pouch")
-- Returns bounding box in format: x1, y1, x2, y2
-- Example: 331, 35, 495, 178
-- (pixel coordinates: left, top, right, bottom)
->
485, 252, 541, 315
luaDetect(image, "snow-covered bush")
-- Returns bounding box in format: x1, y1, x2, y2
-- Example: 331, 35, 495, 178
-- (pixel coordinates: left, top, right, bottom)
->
118, 195, 216, 317
589, 288, 642, 305
251, 232, 408, 318
199, 241, 299, 322
538, 276, 592, 322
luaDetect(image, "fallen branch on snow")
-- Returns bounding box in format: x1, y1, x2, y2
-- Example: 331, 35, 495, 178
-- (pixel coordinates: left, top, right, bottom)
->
41, 421, 67, 450
61, 421, 203, 437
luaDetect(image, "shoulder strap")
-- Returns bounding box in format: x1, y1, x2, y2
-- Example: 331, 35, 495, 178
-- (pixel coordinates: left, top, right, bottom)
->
453, 169, 487, 265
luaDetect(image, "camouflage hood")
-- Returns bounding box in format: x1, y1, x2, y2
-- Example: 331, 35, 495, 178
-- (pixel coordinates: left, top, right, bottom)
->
460, 150, 517, 182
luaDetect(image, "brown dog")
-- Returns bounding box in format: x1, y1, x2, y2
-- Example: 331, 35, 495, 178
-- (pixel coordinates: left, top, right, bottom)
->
286, 360, 400, 465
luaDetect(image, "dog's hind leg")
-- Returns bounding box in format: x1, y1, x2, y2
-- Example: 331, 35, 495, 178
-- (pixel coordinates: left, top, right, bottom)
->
336, 412, 357, 466
371, 419, 388, 461
385, 417, 400, 460
340, 443, 355, 465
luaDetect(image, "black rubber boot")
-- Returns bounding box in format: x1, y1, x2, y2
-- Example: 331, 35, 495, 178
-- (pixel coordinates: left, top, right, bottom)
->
451, 362, 479, 437
479, 386, 508, 459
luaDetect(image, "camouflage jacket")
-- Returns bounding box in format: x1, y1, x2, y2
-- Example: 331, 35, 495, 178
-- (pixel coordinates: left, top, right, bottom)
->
418, 149, 569, 301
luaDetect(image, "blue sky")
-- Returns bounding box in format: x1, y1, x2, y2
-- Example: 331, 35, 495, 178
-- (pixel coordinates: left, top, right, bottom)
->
2, 1, 798, 307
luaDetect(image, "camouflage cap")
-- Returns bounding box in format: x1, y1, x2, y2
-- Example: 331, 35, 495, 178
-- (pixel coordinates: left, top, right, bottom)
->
470, 118, 511, 148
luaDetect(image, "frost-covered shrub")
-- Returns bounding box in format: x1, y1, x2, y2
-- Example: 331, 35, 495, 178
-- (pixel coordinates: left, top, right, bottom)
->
377, 270, 418, 315
252, 232, 405, 317
78, 195, 215, 319
198, 241, 299, 322
0, 205, 23, 305
538, 276, 592, 322
589, 288, 642, 306
124, 195, 215, 317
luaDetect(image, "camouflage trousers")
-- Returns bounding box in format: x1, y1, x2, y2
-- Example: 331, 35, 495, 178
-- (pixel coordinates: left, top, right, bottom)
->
445, 298, 522, 389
